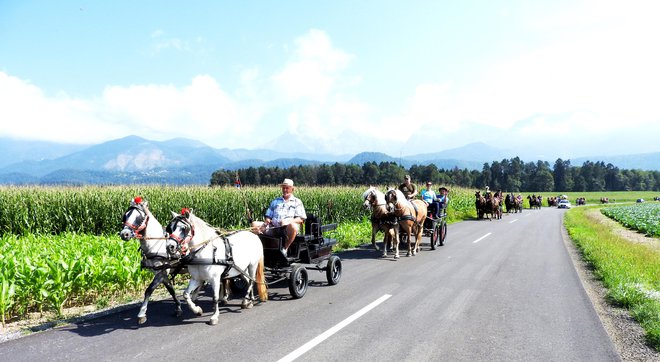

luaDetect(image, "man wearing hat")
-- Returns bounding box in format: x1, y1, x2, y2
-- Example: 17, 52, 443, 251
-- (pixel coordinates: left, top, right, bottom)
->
398, 175, 418, 200
437, 186, 449, 213
251, 178, 307, 254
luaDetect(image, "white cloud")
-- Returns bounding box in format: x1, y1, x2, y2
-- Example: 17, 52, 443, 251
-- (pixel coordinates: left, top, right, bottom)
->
0, 72, 124, 144
271, 29, 352, 104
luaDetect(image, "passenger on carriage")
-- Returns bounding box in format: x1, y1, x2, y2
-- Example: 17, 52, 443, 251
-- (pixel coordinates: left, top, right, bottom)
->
398, 174, 418, 200
421, 182, 448, 218
421, 181, 438, 212
436, 186, 449, 214
251, 178, 307, 254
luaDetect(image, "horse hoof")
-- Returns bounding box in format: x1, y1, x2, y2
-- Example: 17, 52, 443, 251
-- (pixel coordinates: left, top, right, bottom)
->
241, 302, 253, 309
394, 255, 399, 259
175, 309, 183, 318
209, 318, 218, 326
137, 316, 147, 325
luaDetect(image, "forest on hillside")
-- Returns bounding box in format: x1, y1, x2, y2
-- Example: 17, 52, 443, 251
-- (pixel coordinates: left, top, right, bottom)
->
211, 157, 660, 192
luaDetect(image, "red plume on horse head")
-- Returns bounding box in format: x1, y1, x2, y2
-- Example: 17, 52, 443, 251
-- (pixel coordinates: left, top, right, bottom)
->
181, 208, 191, 217
133, 196, 143, 204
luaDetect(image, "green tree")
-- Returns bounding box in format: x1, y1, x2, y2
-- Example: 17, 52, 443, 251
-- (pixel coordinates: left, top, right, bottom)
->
553, 159, 573, 192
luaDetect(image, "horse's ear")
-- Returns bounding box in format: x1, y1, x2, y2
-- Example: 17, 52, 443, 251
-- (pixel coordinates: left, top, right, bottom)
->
171, 211, 178, 217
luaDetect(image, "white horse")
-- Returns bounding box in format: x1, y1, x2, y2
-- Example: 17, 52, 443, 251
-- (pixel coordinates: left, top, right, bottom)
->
167, 209, 268, 325
362, 187, 399, 258
119, 197, 183, 325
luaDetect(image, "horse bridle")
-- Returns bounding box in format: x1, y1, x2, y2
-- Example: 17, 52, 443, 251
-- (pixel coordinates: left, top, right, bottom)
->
166, 215, 195, 255
123, 205, 150, 239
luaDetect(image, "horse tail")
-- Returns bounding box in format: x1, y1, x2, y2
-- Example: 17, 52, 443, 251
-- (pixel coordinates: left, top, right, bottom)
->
256, 256, 268, 302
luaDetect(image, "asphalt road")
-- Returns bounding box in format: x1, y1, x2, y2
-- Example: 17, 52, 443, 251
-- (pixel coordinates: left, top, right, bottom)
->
0, 207, 620, 361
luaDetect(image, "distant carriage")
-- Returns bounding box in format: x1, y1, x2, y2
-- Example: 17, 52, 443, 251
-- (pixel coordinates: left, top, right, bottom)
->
505, 193, 522, 213
527, 195, 542, 209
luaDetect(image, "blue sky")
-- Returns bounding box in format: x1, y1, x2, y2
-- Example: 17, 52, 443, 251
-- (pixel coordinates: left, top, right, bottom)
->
1, 1, 659, 158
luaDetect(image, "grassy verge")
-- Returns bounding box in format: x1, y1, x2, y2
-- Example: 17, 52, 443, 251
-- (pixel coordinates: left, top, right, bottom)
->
564, 206, 660, 350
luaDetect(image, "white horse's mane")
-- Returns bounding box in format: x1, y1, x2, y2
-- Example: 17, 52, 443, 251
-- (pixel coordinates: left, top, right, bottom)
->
186, 211, 220, 245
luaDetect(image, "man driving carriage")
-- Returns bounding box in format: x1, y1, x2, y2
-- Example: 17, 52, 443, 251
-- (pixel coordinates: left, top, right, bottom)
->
398, 175, 418, 200
251, 178, 307, 255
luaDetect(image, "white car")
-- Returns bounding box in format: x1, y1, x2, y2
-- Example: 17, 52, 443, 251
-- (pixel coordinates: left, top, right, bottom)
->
558, 199, 572, 209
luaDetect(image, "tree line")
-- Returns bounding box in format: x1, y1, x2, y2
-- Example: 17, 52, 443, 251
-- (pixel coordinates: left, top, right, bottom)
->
210, 157, 660, 192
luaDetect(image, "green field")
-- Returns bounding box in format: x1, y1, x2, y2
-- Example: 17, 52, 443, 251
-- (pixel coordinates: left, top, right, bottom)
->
601, 203, 660, 237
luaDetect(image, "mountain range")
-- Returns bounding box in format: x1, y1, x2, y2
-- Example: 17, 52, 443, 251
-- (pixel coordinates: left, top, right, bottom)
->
0, 135, 658, 185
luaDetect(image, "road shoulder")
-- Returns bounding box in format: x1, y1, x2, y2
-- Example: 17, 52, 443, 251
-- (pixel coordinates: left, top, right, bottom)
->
561, 211, 659, 361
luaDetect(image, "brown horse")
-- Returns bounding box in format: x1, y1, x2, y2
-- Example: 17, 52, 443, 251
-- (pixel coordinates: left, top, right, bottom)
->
385, 189, 427, 257
527, 194, 541, 209
505, 193, 523, 213
475, 190, 487, 219
362, 187, 398, 258
484, 191, 501, 220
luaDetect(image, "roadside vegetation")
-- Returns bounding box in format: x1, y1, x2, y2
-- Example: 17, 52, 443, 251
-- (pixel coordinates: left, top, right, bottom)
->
564, 205, 660, 350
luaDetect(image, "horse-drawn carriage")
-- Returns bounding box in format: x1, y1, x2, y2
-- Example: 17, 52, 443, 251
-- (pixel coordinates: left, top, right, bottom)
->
256, 214, 342, 299
422, 206, 448, 249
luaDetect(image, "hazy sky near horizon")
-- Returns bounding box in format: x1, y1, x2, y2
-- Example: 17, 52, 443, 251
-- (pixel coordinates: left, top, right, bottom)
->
1, 1, 659, 158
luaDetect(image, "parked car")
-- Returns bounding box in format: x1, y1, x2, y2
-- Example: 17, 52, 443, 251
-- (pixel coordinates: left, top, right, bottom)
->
558, 199, 572, 209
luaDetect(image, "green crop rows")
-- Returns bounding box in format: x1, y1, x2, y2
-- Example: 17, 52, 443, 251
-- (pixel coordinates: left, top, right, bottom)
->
601, 203, 660, 237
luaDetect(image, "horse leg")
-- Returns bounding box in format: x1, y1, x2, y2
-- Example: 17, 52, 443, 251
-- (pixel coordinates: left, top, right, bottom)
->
414, 225, 422, 255
405, 226, 413, 257
371, 223, 380, 251
220, 279, 230, 306
209, 277, 222, 325
162, 275, 183, 318
393, 228, 400, 259
136, 271, 168, 325
183, 278, 204, 317
241, 279, 255, 310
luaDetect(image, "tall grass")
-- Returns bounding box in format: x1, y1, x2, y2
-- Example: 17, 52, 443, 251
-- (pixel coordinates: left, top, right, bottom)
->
564, 207, 660, 350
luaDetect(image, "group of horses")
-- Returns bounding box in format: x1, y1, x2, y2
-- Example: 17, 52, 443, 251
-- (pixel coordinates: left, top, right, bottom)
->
362, 187, 427, 259
474, 190, 503, 220
120, 197, 268, 326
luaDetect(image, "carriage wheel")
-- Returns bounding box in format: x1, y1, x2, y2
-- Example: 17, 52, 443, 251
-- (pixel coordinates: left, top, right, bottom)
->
326, 255, 342, 285
288, 264, 308, 299
439, 221, 447, 246
430, 222, 439, 250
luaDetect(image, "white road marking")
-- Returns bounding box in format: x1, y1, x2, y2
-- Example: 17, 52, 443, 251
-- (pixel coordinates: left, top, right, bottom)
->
509, 219, 518, 224
473, 232, 492, 243
277, 294, 392, 362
